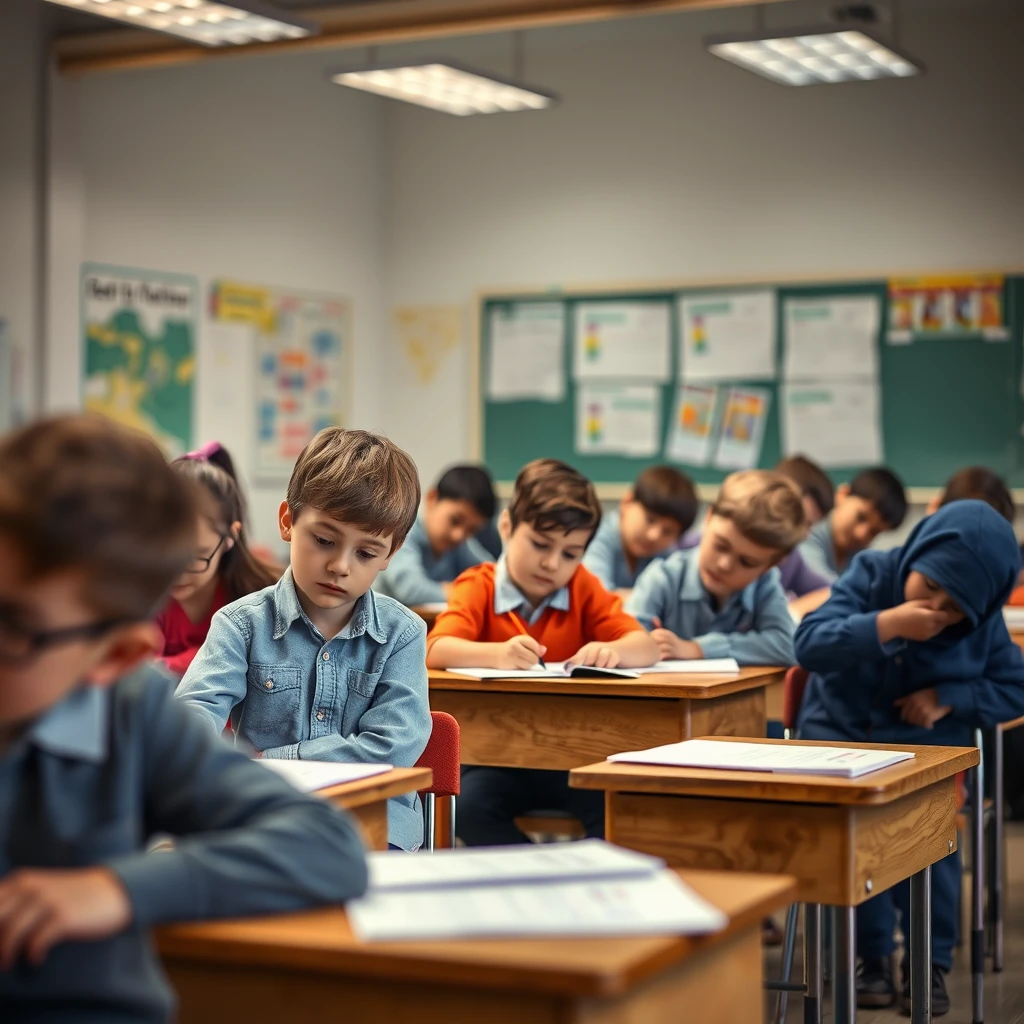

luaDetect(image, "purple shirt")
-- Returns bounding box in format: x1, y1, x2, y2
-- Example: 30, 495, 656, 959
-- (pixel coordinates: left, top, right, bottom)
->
677, 536, 829, 598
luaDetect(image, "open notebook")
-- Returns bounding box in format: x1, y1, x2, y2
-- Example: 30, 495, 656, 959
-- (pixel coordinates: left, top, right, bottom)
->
449, 658, 740, 680
609, 739, 914, 778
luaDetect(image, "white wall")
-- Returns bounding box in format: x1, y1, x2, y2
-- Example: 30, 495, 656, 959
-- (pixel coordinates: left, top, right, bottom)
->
383, 0, 1024, 486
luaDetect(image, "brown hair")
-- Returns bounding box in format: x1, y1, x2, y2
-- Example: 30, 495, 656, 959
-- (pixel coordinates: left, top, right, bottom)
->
508, 458, 601, 538
939, 466, 1015, 524
286, 428, 420, 553
171, 447, 280, 602
632, 465, 698, 532
712, 470, 807, 553
0, 414, 198, 618
775, 455, 835, 518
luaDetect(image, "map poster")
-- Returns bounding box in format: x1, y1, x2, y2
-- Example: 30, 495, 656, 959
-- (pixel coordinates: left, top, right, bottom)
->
82, 264, 196, 457
211, 281, 351, 479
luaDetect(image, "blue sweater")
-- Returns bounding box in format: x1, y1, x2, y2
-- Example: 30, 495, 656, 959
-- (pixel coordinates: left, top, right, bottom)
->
796, 500, 1024, 745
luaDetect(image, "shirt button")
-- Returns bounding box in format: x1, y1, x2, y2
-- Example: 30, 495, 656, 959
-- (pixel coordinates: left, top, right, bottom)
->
316, 711, 325, 721
264, 679, 274, 690
322, 651, 330, 661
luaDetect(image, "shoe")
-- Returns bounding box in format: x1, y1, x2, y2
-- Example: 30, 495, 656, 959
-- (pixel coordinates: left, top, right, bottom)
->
762, 917, 784, 947
899, 965, 950, 1017
857, 957, 897, 1008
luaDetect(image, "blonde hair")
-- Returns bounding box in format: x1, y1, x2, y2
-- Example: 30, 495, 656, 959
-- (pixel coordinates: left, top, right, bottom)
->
712, 470, 806, 553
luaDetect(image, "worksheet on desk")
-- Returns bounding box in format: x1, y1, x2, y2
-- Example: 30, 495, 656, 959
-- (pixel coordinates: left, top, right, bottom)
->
257, 760, 392, 792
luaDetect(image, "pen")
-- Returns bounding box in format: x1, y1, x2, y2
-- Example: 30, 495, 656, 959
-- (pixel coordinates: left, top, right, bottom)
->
508, 611, 546, 669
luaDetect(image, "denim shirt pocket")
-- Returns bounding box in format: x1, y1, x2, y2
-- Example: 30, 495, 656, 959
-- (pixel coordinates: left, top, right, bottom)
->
240, 664, 303, 749
341, 667, 380, 736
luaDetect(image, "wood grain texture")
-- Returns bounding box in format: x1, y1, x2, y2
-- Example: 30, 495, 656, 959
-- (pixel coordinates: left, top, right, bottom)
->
349, 800, 389, 851
570, 740, 978, 805
320, 767, 433, 808
686, 689, 765, 740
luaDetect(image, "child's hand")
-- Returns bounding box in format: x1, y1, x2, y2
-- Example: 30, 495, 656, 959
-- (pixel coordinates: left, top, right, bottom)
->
499, 635, 547, 670
569, 643, 620, 669
0, 867, 132, 968
650, 626, 702, 661
878, 601, 960, 643
894, 688, 953, 729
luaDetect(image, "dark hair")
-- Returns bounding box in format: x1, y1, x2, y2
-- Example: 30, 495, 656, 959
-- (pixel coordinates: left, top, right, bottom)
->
171, 446, 280, 602
0, 414, 198, 618
287, 428, 420, 553
508, 458, 601, 539
775, 455, 835, 517
849, 467, 908, 529
939, 467, 1014, 524
632, 465, 698, 532
436, 464, 497, 520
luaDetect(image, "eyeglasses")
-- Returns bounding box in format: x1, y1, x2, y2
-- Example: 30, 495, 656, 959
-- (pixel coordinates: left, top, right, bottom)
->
0, 613, 127, 667
184, 535, 227, 574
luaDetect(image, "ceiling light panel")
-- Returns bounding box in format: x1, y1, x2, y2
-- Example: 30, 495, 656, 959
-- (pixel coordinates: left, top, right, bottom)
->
708, 30, 921, 86
44, 0, 317, 46
332, 64, 555, 116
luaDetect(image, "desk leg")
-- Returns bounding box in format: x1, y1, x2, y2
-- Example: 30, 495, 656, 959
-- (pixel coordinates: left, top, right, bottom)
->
993, 727, 1004, 972
910, 866, 932, 1024
831, 906, 856, 1024
804, 903, 823, 1024
972, 731, 985, 1024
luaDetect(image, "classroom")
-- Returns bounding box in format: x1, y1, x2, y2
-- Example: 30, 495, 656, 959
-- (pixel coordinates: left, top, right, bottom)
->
1, 0, 1023, 1022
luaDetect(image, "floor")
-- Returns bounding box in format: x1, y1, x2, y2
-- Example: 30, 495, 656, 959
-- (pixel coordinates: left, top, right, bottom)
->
767, 823, 1024, 1023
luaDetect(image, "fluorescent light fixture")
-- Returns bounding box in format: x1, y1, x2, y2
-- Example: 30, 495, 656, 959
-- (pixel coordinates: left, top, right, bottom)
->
44, 0, 317, 46
330, 63, 556, 117
707, 28, 922, 86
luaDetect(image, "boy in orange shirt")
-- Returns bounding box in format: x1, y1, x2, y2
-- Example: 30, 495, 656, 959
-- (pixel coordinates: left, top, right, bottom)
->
427, 458, 659, 845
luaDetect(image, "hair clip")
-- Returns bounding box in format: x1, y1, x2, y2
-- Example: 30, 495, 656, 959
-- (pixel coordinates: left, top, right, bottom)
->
182, 441, 223, 462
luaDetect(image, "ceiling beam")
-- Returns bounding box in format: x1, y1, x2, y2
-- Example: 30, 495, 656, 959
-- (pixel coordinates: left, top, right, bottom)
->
54, 0, 787, 77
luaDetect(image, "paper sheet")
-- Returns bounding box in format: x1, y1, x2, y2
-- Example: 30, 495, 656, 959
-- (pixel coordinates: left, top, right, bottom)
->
1003, 607, 1024, 630
781, 380, 883, 467
609, 739, 914, 778
448, 662, 639, 680
679, 290, 776, 382
714, 386, 770, 470
348, 869, 728, 942
573, 302, 671, 381
576, 383, 660, 457
783, 295, 880, 381
487, 303, 566, 401
634, 659, 740, 675
258, 760, 392, 793
367, 839, 663, 892
665, 383, 718, 466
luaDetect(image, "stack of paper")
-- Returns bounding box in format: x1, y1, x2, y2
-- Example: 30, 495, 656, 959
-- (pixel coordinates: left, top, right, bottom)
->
636, 659, 740, 675
609, 739, 914, 778
448, 658, 740, 680
347, 840, 727, 942
258, 760, 392, 793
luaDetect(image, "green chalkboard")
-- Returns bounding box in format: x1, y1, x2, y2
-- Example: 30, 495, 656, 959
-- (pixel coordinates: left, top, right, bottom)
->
479, 276, 1023, 489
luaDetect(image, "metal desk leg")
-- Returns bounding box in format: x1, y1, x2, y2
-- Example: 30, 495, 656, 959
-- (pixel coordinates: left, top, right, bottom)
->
910, 866, 932, 1024
993, 727, 1004, 972
804, 903, 823, 1024
972, 728, 985, 1023
832, 905, 856, 1024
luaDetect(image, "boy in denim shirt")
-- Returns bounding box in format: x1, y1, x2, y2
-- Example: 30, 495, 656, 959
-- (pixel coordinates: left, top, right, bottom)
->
178, 428, 431, 851
0, 416, 367, 1023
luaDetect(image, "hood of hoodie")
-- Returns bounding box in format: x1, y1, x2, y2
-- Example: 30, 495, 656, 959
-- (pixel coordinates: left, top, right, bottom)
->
896, 499, 1019, 641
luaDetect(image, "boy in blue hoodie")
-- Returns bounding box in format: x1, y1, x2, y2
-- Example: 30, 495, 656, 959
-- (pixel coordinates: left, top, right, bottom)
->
795, 500, 1024, 1015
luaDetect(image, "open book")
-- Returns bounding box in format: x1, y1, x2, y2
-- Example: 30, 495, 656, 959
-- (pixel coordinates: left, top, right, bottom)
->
448, 657, 740, 680
609, 738, 914, 779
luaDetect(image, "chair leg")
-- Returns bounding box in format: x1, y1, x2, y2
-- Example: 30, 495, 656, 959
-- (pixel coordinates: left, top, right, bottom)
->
993, 726, 1005, 972
774, 903, 800, 1024
971, 729, 984, 1024
449, 796, 457, 849
424, 792, 436, 853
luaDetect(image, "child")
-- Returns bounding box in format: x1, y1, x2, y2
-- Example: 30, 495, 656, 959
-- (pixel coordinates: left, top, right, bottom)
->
583, 464, 697, 594
375, 463, 496, 606
795, 500, 1024, 1014
799, 466, 907, 583
627, 470, 803, 666
177, 428, 431, 851
426, 458, 659, 845
773, 455, 834, 601
156, 442, 280, 676
927, 465, 1015, 523
0, 415, 366, 1021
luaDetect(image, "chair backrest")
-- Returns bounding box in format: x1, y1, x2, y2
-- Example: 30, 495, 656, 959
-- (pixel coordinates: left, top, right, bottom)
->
782, 666, 810, 732
415, 711, 461, 799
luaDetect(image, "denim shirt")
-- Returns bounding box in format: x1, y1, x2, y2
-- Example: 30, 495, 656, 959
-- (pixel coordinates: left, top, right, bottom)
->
375, 514, 493, 606
176, 569, 431, 851
582, 510, 674, 591
0, 667, 367, 1023
626, 547, 795, 666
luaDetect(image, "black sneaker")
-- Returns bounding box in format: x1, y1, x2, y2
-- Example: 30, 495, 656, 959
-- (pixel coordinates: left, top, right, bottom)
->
899, 965, 950, 1017
857, 957, 897, 1008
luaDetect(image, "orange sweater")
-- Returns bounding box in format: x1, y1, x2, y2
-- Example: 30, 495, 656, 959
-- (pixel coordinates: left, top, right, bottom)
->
1009, 586, 1024, 607
426, 562, 644, 663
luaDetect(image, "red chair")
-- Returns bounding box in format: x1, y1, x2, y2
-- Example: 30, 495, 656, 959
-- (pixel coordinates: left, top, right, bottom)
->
782, 666, 810, 739
415, 711, 460, 851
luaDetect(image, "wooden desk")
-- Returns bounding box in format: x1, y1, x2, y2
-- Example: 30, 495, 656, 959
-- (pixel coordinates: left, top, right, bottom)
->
429, 666, 783, 771
157, 868, 796, 1024
318, 767, 432, 851
571, 737, 978, 1024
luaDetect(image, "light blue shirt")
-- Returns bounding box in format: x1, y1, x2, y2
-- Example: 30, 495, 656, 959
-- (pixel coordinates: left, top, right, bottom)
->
177, 568, 431, 851
582, 510, 675, 591
375, 513, 493, 605
494, 553, 571, 624
626, 547, 795, 666
799, 514, 840, 583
